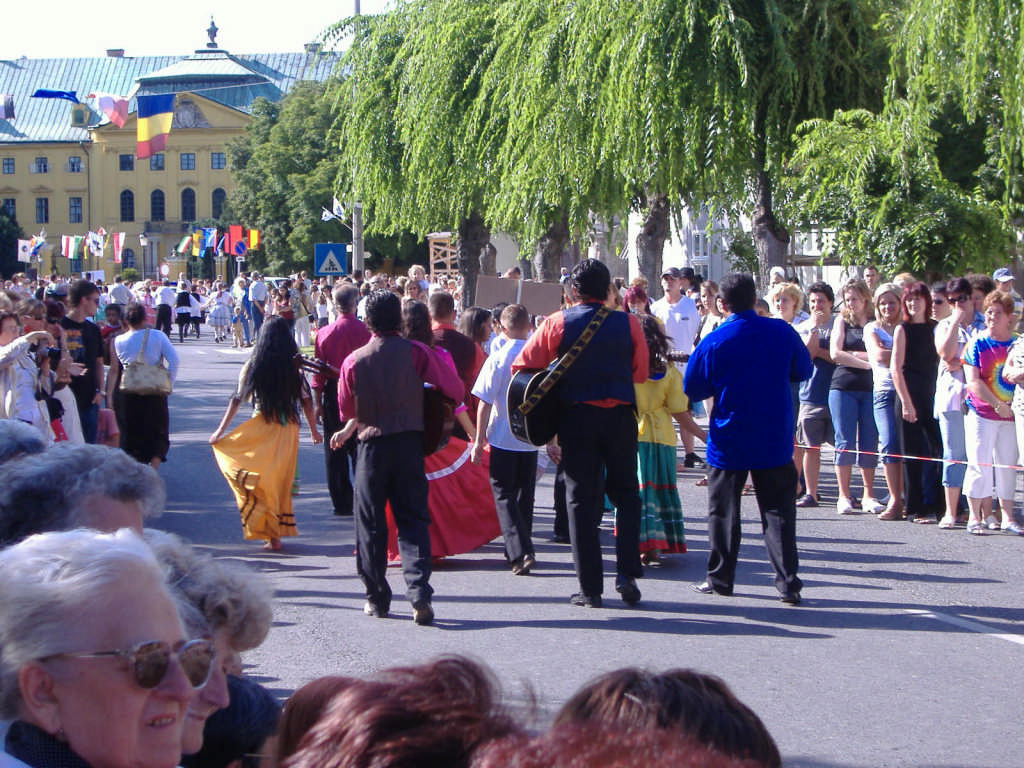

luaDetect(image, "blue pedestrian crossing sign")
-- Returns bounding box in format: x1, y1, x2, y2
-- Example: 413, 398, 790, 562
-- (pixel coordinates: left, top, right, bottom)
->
314, 243, 347, 276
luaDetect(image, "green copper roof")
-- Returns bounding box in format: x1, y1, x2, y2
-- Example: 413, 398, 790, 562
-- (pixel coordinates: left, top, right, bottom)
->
0, 48, 341, 143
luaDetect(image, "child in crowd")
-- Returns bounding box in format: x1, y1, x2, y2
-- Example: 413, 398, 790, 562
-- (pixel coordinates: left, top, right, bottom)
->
470, 304, 541, 575
634, 313, 706, 565
230, 302, 246, 348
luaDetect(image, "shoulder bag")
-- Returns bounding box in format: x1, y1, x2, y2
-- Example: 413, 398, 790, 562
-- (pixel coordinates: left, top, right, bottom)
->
120, 329, 172, 396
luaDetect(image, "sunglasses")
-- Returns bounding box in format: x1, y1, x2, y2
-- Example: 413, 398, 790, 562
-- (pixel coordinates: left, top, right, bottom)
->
949, 296, 970, 304
46, 639, 215, 690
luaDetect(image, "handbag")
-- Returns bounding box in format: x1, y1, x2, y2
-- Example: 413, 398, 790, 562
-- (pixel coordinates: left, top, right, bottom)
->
120, 329, 172, 396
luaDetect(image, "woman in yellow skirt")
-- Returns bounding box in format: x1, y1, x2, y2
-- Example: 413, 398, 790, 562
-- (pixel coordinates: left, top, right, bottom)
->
210, 316, 322, 550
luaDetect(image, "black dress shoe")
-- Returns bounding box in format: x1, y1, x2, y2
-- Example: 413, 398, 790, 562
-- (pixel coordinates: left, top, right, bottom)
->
412, 601, 434, 625
570, 593, 602, 608
779, 591, 802, 605
550, 534, 571, 544
616, 578, 642, 606
691, 580, 733, 596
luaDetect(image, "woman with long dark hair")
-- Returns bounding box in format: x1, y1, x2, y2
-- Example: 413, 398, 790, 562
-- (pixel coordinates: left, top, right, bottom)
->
209, 316, 322, 550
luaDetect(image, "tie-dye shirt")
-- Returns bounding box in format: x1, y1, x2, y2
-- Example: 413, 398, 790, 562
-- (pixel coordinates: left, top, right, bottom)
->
963, 333, 1017, 420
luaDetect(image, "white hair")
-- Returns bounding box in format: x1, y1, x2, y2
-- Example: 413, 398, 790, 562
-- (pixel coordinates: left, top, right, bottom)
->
144, 530, 274, 652
0, 528, 172, 718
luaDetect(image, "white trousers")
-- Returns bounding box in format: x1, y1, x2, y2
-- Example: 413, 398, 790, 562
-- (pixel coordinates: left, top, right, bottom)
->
963, 410, 1017, 500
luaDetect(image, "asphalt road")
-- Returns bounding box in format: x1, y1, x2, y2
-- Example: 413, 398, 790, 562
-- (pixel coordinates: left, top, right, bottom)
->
154, 333, 1024, 768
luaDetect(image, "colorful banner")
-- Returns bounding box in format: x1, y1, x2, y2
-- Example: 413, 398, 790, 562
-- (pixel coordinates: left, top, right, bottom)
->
228, 225, 244, 255
136, 94, 174, 159
88, 92, 128, 128
31, 89, 79, 103
17, 239, 31, 262
201, 227, 218, 252
111, 232, 125, 263
248, 229, 260, 250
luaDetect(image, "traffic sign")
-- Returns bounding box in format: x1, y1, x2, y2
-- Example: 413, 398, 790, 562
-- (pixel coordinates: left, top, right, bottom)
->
314, 243, 347, 276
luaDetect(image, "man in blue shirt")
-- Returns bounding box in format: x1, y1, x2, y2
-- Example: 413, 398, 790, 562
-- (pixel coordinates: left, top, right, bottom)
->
684, 272, 813, 604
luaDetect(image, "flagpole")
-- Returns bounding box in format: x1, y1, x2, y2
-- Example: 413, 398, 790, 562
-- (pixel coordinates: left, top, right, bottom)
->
351, 0, 365, 276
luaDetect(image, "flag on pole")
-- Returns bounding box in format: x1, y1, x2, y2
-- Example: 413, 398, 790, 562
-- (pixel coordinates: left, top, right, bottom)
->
176, 233, 192, 254
248, 229, 260, 250
17, 239, 31, 262
31, 89, 79, 104
87, 92, 128, 128
216, 234, 226, 253
136, 94, 174, 160
228, 225, 244, 255
61, 235, 83, 259
320, 197, 346, 221
111, 232, 125, 263
192, 230, 201, 256
201, 228, 218, 253
86, 231, 104, 257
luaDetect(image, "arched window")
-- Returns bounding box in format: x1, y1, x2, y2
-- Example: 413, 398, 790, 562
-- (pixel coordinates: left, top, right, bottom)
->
211, 187, 226, 219
120, 190, 134, 222
122, 248, 136, 268
181, 187, 196, 221
150, 189, 165, 222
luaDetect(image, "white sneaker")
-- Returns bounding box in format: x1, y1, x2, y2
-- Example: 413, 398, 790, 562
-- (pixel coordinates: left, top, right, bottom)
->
986, 514, 1001, 530
862, 497, 885, 515
837, 498, 856, 515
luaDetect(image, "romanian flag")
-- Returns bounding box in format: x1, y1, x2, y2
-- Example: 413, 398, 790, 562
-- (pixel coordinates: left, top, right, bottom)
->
192, 230, 201, 256
248, 229, 260, 250
136, 94, 174, 159
88, 92, 128, 128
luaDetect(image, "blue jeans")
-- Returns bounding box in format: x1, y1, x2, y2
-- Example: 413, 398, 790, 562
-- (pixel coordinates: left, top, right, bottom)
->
828, 389, 878, 468
79, 402, 99, 445
873, 389, 902, 464
938, 409, 967, 488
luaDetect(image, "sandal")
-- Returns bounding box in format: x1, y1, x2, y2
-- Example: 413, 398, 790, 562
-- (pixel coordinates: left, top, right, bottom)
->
877, 507, 905, 521
695, 476, 709, 487
966, 521, 986, 536
937, 516, 957, 529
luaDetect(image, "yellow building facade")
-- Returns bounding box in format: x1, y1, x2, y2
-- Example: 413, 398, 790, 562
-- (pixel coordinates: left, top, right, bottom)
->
0, 38, 339, 279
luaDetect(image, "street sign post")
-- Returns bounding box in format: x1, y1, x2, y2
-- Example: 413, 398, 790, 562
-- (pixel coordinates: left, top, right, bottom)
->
314, 243, 347, 276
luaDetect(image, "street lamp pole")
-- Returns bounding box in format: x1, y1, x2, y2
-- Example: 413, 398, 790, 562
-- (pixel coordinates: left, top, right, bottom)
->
351, 0, 365, 275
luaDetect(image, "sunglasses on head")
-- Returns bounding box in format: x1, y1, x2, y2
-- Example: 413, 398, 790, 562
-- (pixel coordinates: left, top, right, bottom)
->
45, 638, 215, 690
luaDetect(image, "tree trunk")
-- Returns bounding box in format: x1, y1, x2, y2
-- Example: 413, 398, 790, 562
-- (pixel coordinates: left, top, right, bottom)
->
636, 193, 670, 298
479, 241, 497, 277
751, 110, 789, 293
533, 212, 569, 282
456, 211, 489, 309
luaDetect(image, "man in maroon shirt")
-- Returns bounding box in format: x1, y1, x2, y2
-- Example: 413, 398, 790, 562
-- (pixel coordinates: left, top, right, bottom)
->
334, 290, 464, 625
311, 283, 371, 517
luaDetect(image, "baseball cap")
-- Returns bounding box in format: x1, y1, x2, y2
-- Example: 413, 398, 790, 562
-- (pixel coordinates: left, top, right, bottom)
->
678, 267, 696, 281
993, 267, 1014, 283
661, 267, 681, 279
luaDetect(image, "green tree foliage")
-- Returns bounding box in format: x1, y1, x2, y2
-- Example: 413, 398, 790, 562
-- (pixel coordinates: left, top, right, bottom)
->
782, 105, 1010, 276
0, 207, 25, 280
897, 0, 1024, 219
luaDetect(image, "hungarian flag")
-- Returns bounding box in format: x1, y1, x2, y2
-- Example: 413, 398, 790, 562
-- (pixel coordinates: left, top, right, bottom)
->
248, 229, 260, 250
176, 234, 192, 254
88, 92, 128, 128
61, 235, 83, 259
228, 225, 244, 255
136, 94, 174, 159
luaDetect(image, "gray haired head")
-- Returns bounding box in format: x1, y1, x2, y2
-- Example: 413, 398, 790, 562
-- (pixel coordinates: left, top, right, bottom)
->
0, 443, 165, 548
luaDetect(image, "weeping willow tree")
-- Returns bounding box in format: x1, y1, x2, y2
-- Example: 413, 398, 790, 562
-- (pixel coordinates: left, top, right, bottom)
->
897, 0, 1024, 224
329, 1, 501, 305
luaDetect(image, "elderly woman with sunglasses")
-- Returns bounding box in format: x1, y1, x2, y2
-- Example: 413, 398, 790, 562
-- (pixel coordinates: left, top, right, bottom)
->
0, 528, 216, 768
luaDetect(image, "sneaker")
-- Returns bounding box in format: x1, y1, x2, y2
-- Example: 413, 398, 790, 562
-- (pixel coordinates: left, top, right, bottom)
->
1001, 521, 1024, 536
861, 497, 885, 515
795, 493, 818, 508
569, 593, 602, 608
412, 601, 434, 625
683, 452, 705, 468
986, 515, 1001, 530
363, 601, 389, 618
836, 498, 856, 515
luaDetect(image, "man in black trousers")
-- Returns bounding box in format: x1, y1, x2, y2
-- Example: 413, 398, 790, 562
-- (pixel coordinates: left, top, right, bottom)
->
311, 284, 370, 517
333, 291, 463, 625
513, 259, 649, 608
684, 272, 813, 604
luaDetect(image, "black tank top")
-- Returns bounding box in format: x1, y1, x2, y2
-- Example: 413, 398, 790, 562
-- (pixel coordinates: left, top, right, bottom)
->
830, 321, 872, 391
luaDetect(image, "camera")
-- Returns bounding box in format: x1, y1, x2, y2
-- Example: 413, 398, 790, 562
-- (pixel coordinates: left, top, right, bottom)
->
44, 347, 62, 365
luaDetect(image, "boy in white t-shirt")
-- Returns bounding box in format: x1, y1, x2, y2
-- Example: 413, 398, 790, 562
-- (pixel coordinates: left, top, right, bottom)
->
470, 304, 540, 575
